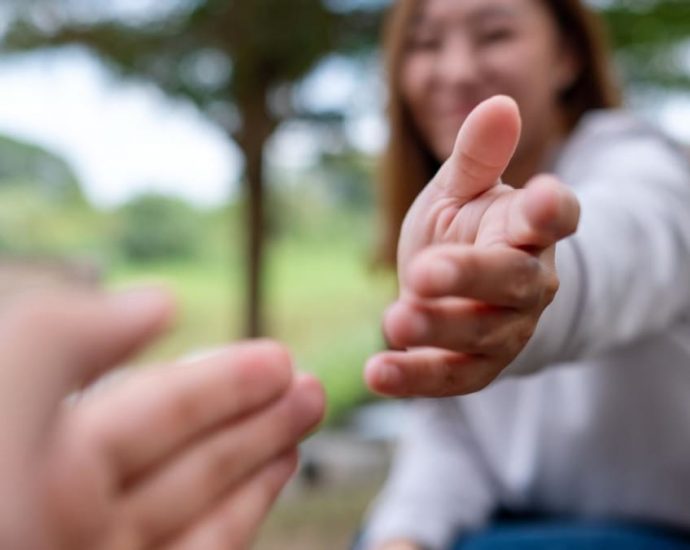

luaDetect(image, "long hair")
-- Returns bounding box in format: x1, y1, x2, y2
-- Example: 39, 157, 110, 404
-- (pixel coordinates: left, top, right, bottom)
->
377, 0, 622, 265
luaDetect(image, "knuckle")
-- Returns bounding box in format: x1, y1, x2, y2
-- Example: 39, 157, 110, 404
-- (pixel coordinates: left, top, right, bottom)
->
467, 312, 504, 353
504, 322, 537, 357
473, 328, 500, 353
201, 439, 239, 496
505, 279, 533, 305
164, 388, 207, 432
505, 257, 541, 304
433, 359, 469, 397
466, 310, 533, 358
516, 321, 537, 348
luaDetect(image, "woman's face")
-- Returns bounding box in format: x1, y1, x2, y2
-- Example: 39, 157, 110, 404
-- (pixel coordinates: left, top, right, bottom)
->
400, 0, 579, 163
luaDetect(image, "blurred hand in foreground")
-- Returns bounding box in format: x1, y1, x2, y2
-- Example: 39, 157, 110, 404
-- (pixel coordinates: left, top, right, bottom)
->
0, 289, 324, 550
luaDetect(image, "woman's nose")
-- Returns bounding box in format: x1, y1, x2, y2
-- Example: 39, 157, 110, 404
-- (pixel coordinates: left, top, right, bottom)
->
434, 36, 480, 87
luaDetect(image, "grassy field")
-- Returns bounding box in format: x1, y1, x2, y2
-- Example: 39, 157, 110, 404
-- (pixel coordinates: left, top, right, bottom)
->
107, 235, 397, 422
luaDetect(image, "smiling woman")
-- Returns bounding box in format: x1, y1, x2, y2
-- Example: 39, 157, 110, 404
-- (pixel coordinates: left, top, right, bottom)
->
360, 0, 690, 549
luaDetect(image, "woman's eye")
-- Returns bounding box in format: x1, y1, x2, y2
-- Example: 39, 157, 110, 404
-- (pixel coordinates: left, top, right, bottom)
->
406, 35, 441, 52
477, 28, 515, 45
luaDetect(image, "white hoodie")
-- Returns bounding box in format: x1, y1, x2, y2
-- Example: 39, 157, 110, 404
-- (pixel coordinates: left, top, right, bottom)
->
362, 111, 690, 550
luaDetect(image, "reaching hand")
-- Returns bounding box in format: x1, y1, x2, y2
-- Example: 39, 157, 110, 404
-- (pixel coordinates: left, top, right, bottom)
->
366, 96, 580, 397
0, 289, 325, 550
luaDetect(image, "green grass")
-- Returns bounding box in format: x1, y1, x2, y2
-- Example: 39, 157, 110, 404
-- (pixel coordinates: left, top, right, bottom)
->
107, 237, 396, 422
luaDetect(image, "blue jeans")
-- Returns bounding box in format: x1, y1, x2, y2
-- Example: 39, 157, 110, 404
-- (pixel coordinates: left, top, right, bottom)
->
452, 520, 690, 550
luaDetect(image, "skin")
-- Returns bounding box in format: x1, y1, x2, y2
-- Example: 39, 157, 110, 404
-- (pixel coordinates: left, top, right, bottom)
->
0, 289, 325, 550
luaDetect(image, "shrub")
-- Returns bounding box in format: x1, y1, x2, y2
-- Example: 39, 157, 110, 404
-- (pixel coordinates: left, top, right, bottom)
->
117, 193, 202, 262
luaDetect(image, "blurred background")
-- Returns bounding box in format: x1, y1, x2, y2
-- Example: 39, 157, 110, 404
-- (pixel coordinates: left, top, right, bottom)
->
0, 0, 688, 548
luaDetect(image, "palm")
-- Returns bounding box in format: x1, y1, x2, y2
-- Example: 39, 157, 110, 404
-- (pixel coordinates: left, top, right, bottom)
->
399, 181, 519, 282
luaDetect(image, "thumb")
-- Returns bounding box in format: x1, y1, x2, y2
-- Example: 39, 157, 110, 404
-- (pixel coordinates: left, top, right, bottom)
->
440, 95, 521, 201
0, 288, 174, 436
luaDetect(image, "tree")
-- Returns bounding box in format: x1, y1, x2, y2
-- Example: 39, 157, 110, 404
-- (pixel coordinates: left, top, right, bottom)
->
1, 0, 687, 334
117, 193, 202, 262
601, 0, 690, 91
0, 134, 85, 204
0, 0, 383, 336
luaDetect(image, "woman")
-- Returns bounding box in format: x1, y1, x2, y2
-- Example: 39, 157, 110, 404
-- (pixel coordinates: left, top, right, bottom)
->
361, 0, 690, 548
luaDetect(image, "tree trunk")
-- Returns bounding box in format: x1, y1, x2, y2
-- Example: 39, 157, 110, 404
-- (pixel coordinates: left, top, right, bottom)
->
235, 92, 275, 338
243, 138, 265, 338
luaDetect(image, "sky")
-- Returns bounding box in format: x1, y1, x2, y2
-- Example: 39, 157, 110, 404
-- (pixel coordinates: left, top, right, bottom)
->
0, 23, 687, 208
0, 48, 243, 207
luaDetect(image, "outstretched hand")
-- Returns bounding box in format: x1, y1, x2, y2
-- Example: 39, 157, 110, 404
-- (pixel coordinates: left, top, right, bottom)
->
0, 289, 325, 550
366, 96, 580, 398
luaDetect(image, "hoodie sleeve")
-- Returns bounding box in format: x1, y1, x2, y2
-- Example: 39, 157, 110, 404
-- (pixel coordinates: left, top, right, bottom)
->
360, 398, 497, 550
507, 125, 690, 375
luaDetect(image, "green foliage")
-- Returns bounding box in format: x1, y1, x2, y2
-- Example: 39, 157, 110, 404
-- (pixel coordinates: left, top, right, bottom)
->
0, 136, 111, 265
600, 0, 690, 90
0, 135, 86, 204
0, 184, 107, 256
116, 193, 204, 262
265, 149, 376, 243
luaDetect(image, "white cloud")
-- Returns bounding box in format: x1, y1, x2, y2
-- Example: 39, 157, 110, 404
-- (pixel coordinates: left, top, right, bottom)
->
0, 47, 240, 207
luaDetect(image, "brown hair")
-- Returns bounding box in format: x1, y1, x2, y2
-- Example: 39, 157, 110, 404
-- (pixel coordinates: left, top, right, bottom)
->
377, 0, 622, 265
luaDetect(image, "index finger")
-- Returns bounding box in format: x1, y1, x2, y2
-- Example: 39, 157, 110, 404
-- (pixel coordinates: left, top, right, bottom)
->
501, 175, 580, 250
441, 95, 521, 201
